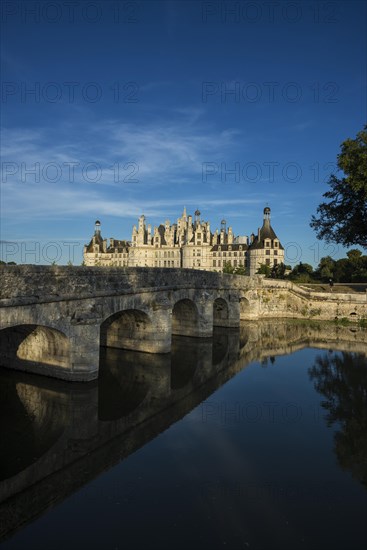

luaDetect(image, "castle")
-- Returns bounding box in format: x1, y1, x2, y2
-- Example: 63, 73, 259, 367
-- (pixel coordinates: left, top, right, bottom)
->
83, 206, 284, 275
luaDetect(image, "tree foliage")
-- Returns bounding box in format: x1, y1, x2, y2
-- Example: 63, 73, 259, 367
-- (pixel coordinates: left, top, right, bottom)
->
222, 261, 247, 275
284, 250, 367, 283
256, 263, 271, 276
310, 125, 367, 248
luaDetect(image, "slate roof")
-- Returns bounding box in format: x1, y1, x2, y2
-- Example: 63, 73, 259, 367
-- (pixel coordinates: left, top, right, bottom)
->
248, 220, 284, 250
85, 232, 104, 253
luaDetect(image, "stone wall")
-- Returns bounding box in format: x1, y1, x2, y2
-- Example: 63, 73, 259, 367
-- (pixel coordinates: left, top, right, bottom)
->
240, 277, 367, 322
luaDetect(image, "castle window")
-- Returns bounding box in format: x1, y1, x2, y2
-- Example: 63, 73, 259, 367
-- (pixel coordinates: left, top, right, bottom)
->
266, 250, 270, 255
213, 260, 216, 267
234, 260, 237, 267
274, 259, 278, 265
265, 240, 270, 247
274, 250, 278, 255
218, 260, 221, 267
213, 252, 216, 257
239, 245, 242, 251
197, 233, 201, 238
266, 259, 270, 266
274, 241, 279, 247
234, 251, 237, 257
223, 252, 226, 257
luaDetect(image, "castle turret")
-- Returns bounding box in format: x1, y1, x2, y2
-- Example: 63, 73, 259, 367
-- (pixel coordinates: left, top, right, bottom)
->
247, 206, 284, 276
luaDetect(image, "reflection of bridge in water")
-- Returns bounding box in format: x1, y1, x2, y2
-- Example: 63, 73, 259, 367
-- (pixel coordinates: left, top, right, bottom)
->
1, 320, 366, 543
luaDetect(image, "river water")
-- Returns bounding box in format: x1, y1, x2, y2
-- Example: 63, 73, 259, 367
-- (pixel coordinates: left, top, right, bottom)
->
0, 320, 366, 550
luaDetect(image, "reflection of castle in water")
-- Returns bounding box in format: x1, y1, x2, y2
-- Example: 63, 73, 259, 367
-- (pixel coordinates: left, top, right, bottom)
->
0, 320, 366, 542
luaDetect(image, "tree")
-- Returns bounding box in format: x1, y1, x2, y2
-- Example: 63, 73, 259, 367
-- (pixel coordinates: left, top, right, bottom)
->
288, 262, 314, 282
271, 262, 286, 279
316, 256, 335, 281
222, 261, 235, 274
326, 249, 367, 283
310, 125, 367, 248
234, 265, 247, 275
257, 263, 271, 276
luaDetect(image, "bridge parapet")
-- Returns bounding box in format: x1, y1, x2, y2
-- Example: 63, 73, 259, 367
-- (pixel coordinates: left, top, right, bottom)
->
0, 265, 252, 306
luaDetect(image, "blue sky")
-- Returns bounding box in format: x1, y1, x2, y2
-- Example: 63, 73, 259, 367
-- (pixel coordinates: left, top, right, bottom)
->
1, 0, 366, 266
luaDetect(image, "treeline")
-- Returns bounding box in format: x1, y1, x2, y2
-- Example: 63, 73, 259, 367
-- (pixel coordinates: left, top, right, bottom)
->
257, 249, 367, 283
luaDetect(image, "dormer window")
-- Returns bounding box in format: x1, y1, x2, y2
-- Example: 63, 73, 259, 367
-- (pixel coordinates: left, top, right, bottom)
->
265, 240, 270, 247
274, 240, 279, 247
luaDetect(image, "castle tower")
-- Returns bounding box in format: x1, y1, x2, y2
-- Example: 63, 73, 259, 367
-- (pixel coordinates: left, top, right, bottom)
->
247, 206, 284, 276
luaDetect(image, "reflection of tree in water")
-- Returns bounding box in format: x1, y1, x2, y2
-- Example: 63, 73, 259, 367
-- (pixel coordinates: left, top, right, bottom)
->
309, 352, 367, 489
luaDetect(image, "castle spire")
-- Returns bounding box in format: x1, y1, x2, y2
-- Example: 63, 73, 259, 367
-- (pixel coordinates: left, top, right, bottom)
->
263, 206, 271, 226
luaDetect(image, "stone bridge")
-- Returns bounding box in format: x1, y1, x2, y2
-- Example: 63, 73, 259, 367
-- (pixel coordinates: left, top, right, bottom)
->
0, 266, 365, 381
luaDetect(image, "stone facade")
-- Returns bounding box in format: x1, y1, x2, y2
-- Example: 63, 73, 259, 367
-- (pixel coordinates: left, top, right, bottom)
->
83, 207, 283, 274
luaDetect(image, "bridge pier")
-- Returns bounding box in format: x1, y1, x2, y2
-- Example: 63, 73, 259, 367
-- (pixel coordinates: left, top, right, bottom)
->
213, 293, 241, 328
69, 324, 100, 381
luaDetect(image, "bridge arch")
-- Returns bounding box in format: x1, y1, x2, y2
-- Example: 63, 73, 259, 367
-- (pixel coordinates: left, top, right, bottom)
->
100, 309, 160, 353
172, 298, 200, 337
0, 324, 70, 372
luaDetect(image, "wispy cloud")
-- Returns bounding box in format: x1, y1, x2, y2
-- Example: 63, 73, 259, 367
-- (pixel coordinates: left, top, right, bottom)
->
1, 113, 248, 222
